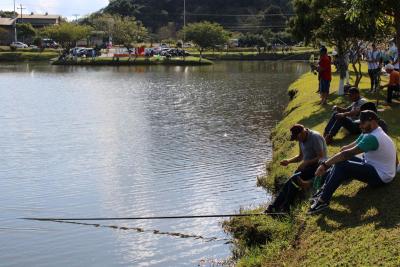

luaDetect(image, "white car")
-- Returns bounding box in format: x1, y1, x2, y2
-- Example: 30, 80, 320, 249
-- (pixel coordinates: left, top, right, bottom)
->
10, 42, 28, 48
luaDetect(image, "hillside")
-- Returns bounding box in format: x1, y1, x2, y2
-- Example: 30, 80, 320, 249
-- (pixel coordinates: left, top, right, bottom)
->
98, 0, 292, 32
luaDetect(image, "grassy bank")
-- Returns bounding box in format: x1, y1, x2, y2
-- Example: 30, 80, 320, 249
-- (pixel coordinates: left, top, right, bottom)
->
224, 66, 400, 266
189, 51, 316, 61
0, 51, 59, 62
52, 56, 212, 66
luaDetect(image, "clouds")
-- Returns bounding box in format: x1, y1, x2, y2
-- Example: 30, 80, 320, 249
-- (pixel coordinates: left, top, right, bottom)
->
1, 0, 109, 18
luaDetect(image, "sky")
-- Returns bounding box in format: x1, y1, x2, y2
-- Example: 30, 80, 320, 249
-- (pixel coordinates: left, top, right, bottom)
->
0, 0, 109, 20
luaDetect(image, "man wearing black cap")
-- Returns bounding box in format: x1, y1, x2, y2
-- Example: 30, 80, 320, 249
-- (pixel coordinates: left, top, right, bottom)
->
265, 124, 327, 214
308, 110, 397, 214
323, 87, 367, 144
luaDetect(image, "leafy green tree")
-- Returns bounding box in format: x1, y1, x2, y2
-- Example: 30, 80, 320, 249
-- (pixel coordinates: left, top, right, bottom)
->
113, 16, 148, 59
17, 23, 36, 43
348, 1, 400, 60
238, 33, 266, 54
41, 23, 92, 48
290, 0, 388, 92
90, 13, 148, 49
181, 22, 229, 57
0, 10, 17, 18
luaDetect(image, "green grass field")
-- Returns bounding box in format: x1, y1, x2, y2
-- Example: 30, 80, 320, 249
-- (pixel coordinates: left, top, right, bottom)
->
0, 51, 59, 62
224, 65, 400, 266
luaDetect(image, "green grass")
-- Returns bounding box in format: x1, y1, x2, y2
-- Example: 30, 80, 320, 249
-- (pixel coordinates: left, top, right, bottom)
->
52, 56, 212, 66
225, 65, 400, 266
0, 51, 59, 62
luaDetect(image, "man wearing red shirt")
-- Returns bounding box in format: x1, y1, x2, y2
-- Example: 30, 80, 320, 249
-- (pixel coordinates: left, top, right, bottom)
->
318, 47, 332, 105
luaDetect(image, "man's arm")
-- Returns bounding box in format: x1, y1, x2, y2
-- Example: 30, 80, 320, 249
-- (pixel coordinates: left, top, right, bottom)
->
340, 141, 357, 152
315, 146, 363, 176
280, 144, 303, 166
334, 106, 348, 113
337, 107, 361, 118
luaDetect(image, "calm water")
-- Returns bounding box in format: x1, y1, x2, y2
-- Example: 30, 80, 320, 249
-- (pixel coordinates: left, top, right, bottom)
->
0, 61, 307, 266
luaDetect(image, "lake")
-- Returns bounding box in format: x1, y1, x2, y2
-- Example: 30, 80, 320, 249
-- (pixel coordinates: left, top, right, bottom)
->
0, 61, 307, 266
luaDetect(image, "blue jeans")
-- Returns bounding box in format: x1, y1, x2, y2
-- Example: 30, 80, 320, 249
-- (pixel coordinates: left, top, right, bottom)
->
320, 157, 384, 203
319, 79, 330, 93
324, 112, 360, 137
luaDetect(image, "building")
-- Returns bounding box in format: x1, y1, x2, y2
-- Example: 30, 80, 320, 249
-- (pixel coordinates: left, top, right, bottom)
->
0, 18, 16, 45
16, 13, 61, 28
0, 13, 61, 45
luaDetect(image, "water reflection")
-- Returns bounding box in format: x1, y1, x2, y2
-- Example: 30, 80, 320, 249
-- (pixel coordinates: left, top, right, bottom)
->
0, 61, 307, 266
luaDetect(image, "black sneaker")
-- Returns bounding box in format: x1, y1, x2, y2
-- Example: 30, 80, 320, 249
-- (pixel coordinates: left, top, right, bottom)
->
309, 189, 323, 204
307, 200, 329, 215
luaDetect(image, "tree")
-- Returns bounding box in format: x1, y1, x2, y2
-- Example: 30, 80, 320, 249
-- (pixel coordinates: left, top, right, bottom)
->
157, 23, 177, 41
181, 21, 229, 58
0, 10, 17, 18
90, 13, 148, 50
41, 23, 92, 48
348, 1, 400, 63
17, 23, 36, 43
113, 16, 148, 60
238, 33, 266, 54
290, 0, 387, 92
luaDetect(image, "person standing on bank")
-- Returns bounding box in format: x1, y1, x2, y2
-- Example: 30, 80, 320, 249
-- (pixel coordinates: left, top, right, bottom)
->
323, 87, 367, 144
367, 44, 381, 92
265, 124, 327, 214
380, 64, 400, 104
318, 46, 332, 105
308, 110, 397, 214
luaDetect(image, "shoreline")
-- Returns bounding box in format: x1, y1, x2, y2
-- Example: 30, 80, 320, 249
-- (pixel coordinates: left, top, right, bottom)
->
224, 66, 400, 265
51, 56, 213, 66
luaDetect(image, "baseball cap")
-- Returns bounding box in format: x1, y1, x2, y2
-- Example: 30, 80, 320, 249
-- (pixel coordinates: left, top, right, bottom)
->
290, 124, 304, 141
359, 110, 379, 122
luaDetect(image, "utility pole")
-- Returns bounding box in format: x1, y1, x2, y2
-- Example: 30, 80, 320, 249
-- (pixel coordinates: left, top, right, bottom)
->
72, 14, 80, 23
13, 0, 17, 42
18, 4, 25, 23
183, 0, 186, 41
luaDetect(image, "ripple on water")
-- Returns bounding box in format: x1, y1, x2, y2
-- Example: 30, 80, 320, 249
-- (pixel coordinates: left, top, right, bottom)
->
0, 61, 308, 266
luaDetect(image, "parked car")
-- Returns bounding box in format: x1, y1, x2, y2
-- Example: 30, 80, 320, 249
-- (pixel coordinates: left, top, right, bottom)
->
42, 38, 59, 48
10, 42, 28, 48
70, 47, 86, 56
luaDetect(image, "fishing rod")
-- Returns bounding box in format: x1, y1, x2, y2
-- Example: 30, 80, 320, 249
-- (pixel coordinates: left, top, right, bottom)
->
22, 212, 287, 222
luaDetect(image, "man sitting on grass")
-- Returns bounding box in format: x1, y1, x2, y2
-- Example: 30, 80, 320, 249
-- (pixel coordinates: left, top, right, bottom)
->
323, 87, 367, 144
380, 64, 400, 104
308, 110, 397, 214
265, 124, 327, 214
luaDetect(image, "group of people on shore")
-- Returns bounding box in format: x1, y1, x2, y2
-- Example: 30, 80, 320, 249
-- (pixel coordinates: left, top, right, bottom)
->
313, 42, 400, 105
265, 46, 398, 215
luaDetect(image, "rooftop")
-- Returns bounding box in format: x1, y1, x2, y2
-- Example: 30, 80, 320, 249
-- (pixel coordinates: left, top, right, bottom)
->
0, 17, 16, 26
18, 13, 61, 20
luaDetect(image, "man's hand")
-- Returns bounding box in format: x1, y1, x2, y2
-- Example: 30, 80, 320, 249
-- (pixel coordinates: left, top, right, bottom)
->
335, 113, 345, 119
280, 160, 290, 166
332, 105, 338, 112
315, 165, 327, 177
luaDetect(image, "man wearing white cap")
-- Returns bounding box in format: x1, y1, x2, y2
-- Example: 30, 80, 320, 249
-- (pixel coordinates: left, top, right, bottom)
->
380, 64, 400, 103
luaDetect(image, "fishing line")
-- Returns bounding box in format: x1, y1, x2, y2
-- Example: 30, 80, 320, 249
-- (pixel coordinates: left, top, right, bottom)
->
22, 212, 286, 221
